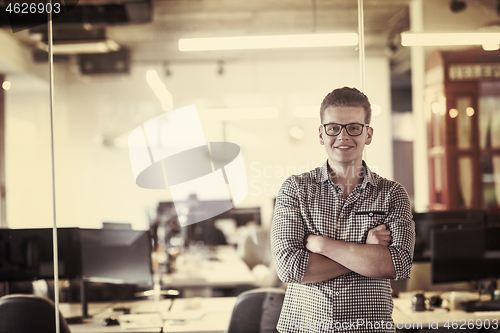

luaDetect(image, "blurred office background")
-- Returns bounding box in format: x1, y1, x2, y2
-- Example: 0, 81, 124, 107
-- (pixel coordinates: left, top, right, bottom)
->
1, 0, 500, 300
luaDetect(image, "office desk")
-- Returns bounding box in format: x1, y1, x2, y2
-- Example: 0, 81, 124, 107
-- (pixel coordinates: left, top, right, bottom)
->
61, 297, 237, 333
392, 292, 500, 331
163, 246, 255, 297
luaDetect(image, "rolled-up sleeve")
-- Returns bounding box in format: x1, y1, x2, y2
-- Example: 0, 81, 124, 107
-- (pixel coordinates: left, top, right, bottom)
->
385, 183, 415, 280
271, 176, 310, 283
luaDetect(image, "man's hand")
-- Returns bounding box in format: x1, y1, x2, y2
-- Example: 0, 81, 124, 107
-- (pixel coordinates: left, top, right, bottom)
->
366, 224, 391, 246
304, 234, 326, 254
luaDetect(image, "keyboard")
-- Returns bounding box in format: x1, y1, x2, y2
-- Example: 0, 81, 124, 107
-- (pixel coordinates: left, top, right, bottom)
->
462, 300, 500, 312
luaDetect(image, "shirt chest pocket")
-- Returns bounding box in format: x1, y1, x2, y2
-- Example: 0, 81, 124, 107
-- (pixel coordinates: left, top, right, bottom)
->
353, 211, 387, 243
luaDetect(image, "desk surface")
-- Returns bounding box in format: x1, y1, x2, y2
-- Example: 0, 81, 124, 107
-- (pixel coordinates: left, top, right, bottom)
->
62, 290, 500, 332
163, 246, 255, 288
61, 297, 237, 333
392, 292, 500, 330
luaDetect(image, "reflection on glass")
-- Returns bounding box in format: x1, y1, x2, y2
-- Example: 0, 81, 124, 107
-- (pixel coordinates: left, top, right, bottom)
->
432, 105, 442, 147
479, 96, 500, 149
481, 154, 497, 207
434, 157, 443, 200
458, 157, 473, 208
456, 97, 472, 149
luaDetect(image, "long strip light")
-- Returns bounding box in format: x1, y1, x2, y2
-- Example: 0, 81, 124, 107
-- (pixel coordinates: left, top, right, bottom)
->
179, 33, 358, 51
401, 32, 500, 46
198, 107, 279, 120
294, 104, 382, 118
37, 39, 120, 54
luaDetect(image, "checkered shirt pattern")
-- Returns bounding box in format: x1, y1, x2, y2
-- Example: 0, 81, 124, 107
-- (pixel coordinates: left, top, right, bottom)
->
271, 161, 415, 333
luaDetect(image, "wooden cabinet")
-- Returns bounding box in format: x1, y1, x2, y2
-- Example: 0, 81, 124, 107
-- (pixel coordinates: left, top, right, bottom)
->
425, 48, 500, 210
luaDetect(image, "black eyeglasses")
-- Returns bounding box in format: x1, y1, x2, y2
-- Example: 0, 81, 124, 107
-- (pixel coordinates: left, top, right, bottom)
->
322, 123, 370, 136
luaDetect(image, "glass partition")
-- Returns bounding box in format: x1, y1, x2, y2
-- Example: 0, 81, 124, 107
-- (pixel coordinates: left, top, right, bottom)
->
2, 0, 500, 325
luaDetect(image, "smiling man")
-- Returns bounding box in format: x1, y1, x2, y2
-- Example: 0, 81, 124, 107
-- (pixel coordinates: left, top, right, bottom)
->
271, 87, 415, 332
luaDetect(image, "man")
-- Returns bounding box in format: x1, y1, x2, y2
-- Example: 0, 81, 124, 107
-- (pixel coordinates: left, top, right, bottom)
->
271, 87, 415, 332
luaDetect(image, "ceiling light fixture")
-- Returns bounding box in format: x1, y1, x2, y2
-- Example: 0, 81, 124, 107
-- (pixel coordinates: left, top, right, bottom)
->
198, 107, 279, 120
401, 32, 500, 46
179, 33, 358, 51
37, 39, 120, 54
294, 105, 320, 118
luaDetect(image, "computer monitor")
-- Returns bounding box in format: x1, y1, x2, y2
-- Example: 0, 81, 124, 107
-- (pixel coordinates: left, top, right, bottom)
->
0, 227, 153, 318
79, 228, 153, 286
78, 228, 153, 317
184, 206, 262, 246
0, 228, 81, 281
221, 207, 262, 226
431, 227, 500, 284
412, 209, 485, 262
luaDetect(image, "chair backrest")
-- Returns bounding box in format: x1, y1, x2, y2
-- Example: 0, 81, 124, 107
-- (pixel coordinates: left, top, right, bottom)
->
0, 294, 71, 333
227, 287, 285, 333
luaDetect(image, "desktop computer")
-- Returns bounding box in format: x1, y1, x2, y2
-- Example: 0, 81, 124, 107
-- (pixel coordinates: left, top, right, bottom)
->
0, 227, 154, 319
431, 226, 500, 312
413, 209, 485, 262
0, 228, 82, 282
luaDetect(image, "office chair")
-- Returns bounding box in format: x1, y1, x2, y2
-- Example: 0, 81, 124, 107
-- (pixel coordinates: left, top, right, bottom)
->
227, 287, 285, 333
0, 294, 71, 333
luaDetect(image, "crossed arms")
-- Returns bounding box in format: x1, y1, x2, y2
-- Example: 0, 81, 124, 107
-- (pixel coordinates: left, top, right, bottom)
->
302, 225, 396, 283
271, 177, 415, 285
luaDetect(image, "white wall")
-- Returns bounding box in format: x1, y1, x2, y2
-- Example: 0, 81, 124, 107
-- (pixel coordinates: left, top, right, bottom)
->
5, 53, 392, 229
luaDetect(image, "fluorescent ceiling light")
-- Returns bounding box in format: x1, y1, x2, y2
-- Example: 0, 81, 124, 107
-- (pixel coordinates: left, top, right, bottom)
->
401, 32, 500, 46
294, 105, 319, 118
198, 107, 279, 120
294, 104, 382, 118
179, 33, 358, 51
37, 39, 120, 54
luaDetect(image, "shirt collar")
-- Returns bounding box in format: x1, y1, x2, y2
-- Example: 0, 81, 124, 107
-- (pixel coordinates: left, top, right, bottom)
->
319, 160, 377, 188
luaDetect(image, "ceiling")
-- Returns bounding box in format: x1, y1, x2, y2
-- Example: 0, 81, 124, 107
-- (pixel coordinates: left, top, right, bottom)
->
7, 0, 411, 62
4, 0, 500, 86
107, 0, 411, 62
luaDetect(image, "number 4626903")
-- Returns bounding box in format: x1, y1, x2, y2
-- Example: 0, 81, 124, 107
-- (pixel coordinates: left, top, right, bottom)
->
5, 2, 61, 14
444, 319, 499, 330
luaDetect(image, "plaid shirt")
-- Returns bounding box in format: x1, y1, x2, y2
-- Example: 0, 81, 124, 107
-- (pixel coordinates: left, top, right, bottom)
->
271, 161, 415, 333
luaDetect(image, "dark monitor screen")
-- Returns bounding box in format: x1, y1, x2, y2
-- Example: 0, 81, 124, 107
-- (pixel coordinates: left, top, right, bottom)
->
79, 228, 153, 287
185, 206, 262, 246
216, 207, 261, 226
413, 209, 485, 262
0, 228, 81, 281
431, 227, 500, 284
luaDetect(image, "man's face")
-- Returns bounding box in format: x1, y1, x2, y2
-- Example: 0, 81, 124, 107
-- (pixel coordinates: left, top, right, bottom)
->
318, 106, 373, 169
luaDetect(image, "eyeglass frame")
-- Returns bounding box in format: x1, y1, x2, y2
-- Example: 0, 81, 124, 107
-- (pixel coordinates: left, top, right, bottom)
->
322, 122, 370, 137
